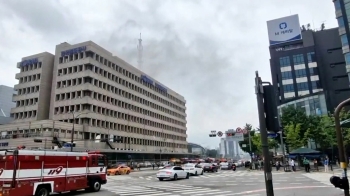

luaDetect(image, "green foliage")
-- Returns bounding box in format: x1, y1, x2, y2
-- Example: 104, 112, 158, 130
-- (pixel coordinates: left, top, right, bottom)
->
285, 123, 307, 150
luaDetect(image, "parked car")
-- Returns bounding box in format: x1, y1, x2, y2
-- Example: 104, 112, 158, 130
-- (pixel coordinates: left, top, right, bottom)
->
203, 163, 218, 172
183, 163, 204, 176
156, 166, 190, 181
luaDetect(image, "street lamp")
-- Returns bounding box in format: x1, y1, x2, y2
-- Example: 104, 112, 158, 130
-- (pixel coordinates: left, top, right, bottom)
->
70, 111, 90, 152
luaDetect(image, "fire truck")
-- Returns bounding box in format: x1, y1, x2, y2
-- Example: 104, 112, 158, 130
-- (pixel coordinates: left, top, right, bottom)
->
0, 148, 107, 196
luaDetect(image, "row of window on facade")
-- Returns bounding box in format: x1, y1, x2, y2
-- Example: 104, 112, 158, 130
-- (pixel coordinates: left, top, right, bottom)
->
56, 63, 184, 114
16, 98, 39, 107
283, 81, 321, 93
16, 86, 40, 95
55, 76, 185, 120
12, 110, 37, 119
279, 52, 316, 67
55, 117, 186, 141
20, 62, 42, 72
18, 74, 41, 84
58, 50, 185, 107
281, 67, 319, 80
53, 103, 185, 134
54, 91, 185, 127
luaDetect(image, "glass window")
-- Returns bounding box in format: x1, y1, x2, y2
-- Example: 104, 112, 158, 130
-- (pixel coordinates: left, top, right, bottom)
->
309, 68, 318, 76
297, 82, 309, 91
335, 0, 341, 10
311, 81, 321, 89
283, 84, 294, 93
341, 34, 349, 46
307, 52, 316, 63
293, 54, 304, 65
279, 56, 291, 67
345, 53, 350, 65
281, 71, 293, 80
337, 17, 345, 27
295, 69, 307, 78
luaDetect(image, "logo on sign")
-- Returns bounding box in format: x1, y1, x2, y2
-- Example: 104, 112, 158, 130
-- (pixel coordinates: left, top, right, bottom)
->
0, 168, 4, 176
279, 22, 287, 29
48, 166, 63, 175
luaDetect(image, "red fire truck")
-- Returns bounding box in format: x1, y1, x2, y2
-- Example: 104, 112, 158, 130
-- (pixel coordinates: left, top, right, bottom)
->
0, 149, 107, 196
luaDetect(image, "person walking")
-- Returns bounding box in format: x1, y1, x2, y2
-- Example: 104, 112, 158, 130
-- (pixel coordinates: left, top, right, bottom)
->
152, 163, 155, 170
313, 159, 318, 172
324, 158, 329, 172
290, 159, 295, 172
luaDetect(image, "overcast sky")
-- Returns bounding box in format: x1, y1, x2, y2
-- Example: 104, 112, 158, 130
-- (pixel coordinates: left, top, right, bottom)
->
0, 0, 338, 149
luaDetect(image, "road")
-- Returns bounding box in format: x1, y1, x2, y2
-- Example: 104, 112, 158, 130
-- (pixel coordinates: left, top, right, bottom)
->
65, 168, 345, 196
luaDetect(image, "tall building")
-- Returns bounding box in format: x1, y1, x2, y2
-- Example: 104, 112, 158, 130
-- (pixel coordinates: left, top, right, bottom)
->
0, 85, 16, 125
219, 138, 245, 159
0, 41, 188, 158
332, 0, 350, 84
267, 15, 350, 115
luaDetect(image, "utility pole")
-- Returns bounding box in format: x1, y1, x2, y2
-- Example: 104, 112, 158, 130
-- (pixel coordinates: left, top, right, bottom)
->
255, 71, 274, 196
279, 129, 285, 164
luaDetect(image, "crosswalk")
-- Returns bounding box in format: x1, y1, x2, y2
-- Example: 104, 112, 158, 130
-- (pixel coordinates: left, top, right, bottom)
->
302, 172, 342, 186
103, 180, 235, 196
136, 170, 287, 181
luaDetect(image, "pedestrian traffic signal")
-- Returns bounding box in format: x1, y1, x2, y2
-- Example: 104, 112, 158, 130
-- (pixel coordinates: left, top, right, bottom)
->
262, 85, 279, 132
330, 176, 349, 190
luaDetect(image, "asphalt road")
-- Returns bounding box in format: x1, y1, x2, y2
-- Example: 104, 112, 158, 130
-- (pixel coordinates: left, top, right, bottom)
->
61, 168, 345, 196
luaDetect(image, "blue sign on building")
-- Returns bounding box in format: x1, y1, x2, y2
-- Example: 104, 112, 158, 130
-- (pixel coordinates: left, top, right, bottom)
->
61, 46, 87, 56
21, 58, 39, 66
155, 83, 167, 93
141, 75, 154, 85
0, 142, 8, 147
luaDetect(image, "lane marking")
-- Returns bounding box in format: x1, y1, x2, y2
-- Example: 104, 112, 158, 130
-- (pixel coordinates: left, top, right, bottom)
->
229, 185, 333, 195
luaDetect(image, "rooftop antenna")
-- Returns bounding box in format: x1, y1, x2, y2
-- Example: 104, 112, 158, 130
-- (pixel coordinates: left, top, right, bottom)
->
137, 33, 143, 69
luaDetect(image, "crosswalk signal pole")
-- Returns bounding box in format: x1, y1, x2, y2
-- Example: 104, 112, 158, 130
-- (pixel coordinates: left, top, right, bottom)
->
255, 71, 274, 196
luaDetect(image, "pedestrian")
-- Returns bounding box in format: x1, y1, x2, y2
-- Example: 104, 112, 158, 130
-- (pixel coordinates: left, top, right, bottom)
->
275, 161, 279, 171
324, 158, 329, 172
290, 159, 295, 172
152, 163, 155, 170
313, 159, 318, 172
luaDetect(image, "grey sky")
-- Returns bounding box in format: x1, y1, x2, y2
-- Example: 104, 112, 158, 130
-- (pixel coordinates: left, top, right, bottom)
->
0, 0, 337, 148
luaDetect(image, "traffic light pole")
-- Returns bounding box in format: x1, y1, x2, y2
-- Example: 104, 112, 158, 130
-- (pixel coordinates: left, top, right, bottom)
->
334, 98, 350, 196
255, 71, 274, 196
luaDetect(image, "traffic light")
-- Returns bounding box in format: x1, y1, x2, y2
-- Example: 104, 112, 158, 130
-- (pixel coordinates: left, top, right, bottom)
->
209, 134, 216, 137
226, 133, 235, 137
262, 85, 279, 132
330, 176, 349, 190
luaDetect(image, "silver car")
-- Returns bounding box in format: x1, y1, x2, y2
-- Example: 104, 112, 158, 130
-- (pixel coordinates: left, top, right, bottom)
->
156, 166, 190, 181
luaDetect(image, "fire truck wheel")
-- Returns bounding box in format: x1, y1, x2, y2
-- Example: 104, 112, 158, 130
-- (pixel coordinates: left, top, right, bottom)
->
35, 186, 49, 196
90, 180, 101, 192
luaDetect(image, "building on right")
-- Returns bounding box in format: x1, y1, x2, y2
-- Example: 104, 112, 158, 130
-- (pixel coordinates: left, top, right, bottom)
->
267, 14, 350, 116
332, 0, 350, 83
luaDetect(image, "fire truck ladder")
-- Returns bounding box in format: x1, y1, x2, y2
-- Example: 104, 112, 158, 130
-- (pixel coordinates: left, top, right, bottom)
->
101, 138, 115, 150
52, 136, 63, 148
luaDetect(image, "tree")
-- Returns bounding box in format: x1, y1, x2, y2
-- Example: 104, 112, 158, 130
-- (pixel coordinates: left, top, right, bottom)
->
239, 124, 259, 155
281, 106, 309, 136
285, 123, 307, 150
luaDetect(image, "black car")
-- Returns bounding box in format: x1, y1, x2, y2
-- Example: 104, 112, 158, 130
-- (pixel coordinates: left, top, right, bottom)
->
203, 163, 218, 172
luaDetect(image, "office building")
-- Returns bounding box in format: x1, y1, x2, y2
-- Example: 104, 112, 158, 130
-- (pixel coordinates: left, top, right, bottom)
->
0, 41, 188, 157
332, 0, 350, 83
219, 138, 245, 159
267, 15, 350, 115
0, 85, 16, 125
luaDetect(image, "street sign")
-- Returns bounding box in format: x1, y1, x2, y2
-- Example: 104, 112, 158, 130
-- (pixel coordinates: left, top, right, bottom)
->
236, 127, 242, 133
267, 133, 278, 138
217, 131, 223, 137
226, 132, 244, 141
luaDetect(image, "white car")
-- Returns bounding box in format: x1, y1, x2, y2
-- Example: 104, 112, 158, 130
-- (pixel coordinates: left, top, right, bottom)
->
220, 162, 229, 170
156, 166, 190, 181
183, 163, 204, 176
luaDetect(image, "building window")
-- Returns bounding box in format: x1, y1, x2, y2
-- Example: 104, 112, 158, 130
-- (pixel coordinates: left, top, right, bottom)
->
297, 82, 309, 91
337, 16, 345, 27
281, 71, 293, 80
345, 53, 350, 65
341, 34, 349, 46
279, 56, 291, 67
307, 52, 316, 63
309, 67, 318, 76
334, 0, 341, 10
295, 69, 307, 78
283, 84, 294, 93
293, 54, 304, 65
311, 81, 321, 89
